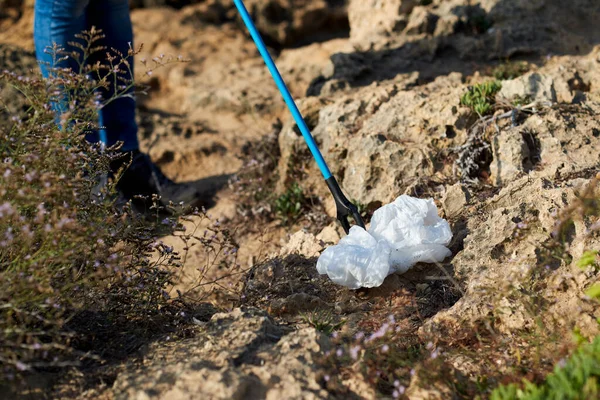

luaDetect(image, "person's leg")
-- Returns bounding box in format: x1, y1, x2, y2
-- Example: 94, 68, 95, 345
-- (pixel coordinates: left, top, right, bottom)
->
34, 0, 100, 142
85, 0, 201, 208
35, 0, 199, 208
87, 0, 139, 152
34, 0, 90, 76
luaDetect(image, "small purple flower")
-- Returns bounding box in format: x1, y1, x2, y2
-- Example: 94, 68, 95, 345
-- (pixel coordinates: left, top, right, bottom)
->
22, 225, 32, 238
381, 344, 389, 353
56, 217, 73, 229
336, 348, 343, 357
588, 220, 600, 231
366, 323, 389, 342
0, 202, 14, 217
350, 345, 360, 360
15, 361, 28, 371
324, 375, 330, 382
4, 227, 13, 242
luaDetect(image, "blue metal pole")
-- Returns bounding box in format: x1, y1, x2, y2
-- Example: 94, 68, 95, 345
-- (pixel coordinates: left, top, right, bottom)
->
232, 0, 332, 180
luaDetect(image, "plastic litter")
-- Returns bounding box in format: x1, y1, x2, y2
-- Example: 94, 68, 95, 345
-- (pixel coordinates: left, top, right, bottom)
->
316, 195, 453, 289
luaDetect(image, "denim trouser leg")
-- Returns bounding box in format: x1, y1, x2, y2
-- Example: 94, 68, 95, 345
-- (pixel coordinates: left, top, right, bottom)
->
88, 0, 139, 151
33, 0, 139, 152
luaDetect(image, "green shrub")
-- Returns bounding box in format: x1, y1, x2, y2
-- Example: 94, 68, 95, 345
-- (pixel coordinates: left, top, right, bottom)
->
301, 309, 345, 335
493, 61, 530, 80
274, 182, 307, 224
0, 29, 236, 381
577, 250, 599, 271
460, 80, 502, 116
491, 335, 600, 400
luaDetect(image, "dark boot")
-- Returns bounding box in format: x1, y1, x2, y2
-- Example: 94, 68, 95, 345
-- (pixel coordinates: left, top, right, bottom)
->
110, 150, 200, 212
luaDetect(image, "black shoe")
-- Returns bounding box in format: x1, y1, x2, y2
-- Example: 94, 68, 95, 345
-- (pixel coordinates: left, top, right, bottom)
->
110, 150, 200, 212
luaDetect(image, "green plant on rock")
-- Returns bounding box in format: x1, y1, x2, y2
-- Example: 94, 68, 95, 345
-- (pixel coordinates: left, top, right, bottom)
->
577, 250, 599, 271
352, 198, 369, 220
301, 309, 345, 335
274, 182, 306, 224
490, 335, 600, 400
586, 284, 600, 301
511, 95, 533, 107
493, 61, 530, 80
460, 80, 502, 116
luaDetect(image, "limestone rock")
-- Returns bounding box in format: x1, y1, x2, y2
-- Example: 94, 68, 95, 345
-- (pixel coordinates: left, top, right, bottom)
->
422, 176, 600, 337
316, 223, 344, 244
442, 184, 470, 219
112, 308, 349, 399
278, 73, 467, 206
405, 6, 438, 35
348, 0, 416, 47
279, 230, 325, 258
490, 128, 530, 186
498, 72, 557, 104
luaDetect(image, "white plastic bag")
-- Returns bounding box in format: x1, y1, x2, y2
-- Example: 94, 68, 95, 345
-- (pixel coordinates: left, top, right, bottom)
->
316, 195, 452, 289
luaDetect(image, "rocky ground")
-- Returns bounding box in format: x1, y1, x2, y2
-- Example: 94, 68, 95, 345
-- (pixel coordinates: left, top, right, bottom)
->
1, 0, 600, 399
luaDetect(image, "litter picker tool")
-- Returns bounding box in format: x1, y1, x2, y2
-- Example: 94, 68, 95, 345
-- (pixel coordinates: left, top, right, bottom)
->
233, 0, 365, 234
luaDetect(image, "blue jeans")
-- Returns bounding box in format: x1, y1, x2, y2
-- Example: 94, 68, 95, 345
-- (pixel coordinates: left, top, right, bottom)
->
34, 0, 139, 151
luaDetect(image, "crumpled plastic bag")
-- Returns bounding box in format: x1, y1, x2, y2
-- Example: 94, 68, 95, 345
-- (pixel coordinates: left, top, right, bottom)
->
316, 195, 452, 289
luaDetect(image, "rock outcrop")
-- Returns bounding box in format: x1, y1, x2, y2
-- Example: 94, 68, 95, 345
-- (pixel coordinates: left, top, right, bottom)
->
112, 308, 347, 399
